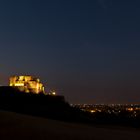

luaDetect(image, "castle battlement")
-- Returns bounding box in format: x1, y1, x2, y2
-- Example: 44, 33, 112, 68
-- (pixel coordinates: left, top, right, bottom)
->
9, 75, 44, 94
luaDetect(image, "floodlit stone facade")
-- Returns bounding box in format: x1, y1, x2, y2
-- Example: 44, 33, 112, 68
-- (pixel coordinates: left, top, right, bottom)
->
9, 76, 44, 94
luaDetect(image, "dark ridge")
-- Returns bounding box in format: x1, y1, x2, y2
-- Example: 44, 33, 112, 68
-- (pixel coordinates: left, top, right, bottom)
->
0, 86, 92, 123
0, 86, 140, 128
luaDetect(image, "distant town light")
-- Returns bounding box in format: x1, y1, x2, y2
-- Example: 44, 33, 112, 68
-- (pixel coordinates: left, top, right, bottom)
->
52, 92, 56, 95
126, 108, 133, 111
90, 110, 96, 113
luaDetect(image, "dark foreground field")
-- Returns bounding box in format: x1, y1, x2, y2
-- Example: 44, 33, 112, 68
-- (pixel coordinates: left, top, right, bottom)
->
0, 111, 139, 140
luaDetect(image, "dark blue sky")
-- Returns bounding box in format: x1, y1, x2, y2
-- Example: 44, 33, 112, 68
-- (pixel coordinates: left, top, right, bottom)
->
0, 0, 140, 103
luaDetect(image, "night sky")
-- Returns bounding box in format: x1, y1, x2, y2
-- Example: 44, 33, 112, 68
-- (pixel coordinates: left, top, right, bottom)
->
0, 0, 140, 104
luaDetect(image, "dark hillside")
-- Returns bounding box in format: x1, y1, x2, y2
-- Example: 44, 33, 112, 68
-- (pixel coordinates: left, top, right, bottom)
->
0, 86, 91, 123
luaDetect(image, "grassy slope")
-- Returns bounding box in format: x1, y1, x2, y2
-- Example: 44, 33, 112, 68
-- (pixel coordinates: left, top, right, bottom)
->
0, 111, 139, 140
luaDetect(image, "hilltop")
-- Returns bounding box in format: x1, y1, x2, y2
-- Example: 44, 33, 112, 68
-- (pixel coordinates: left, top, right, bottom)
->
0, 86, 91, 123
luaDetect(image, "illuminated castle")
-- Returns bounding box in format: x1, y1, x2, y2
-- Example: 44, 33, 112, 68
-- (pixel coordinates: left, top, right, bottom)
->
9, 76, 44, 94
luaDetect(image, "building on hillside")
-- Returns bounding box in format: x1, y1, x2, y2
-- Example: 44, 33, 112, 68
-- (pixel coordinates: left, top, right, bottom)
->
9, 75, 44, 94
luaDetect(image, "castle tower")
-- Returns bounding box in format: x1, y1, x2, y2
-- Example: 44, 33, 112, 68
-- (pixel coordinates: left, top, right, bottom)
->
9, 75, 44, 94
